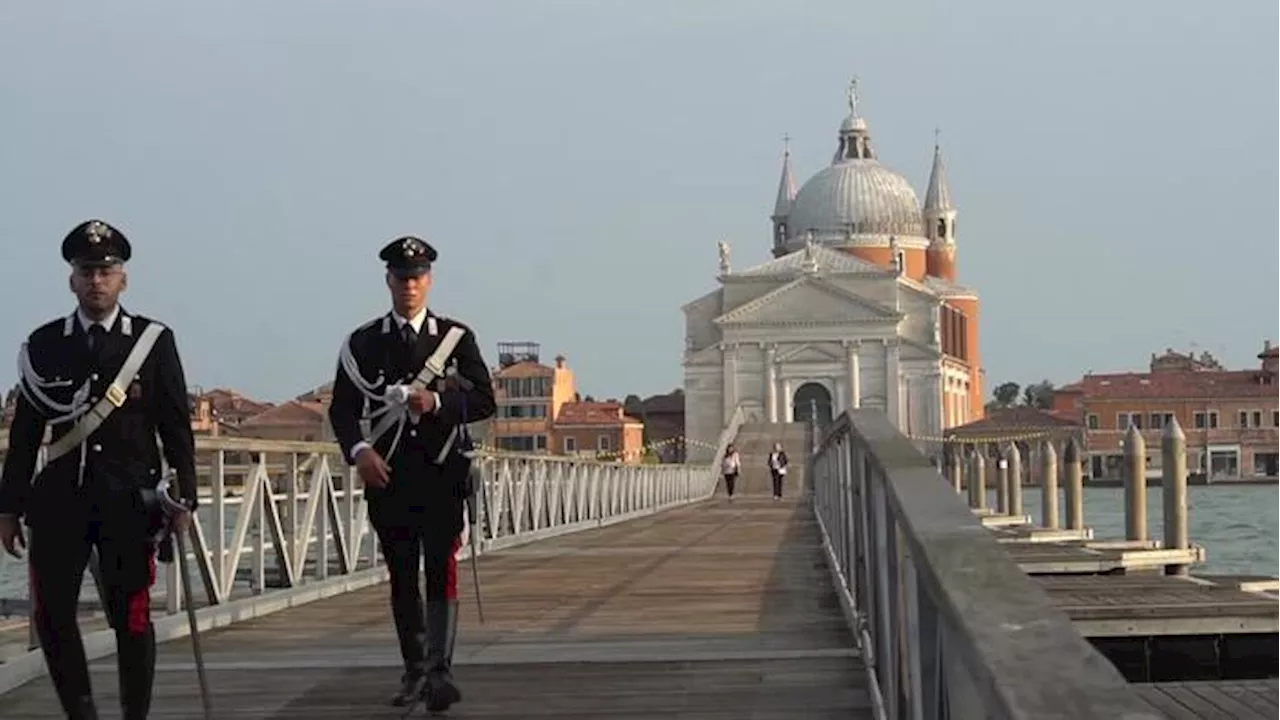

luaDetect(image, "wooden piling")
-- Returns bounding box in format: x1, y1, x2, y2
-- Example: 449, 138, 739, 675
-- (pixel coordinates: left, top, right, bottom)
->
1040, 440, 1059, 529
1162, 417, 1189, 576
969, 450, 986, 510
996, 453, 1010, 514
1063, 437, 1084, 530
948, 445, 962, 493
1008, 443, 1024, 517
1123, 425, 1147, 542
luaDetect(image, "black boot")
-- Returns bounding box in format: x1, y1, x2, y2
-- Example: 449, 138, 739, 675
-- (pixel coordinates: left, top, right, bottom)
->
68, 696, 99, 720
117, 624, 156, 720
423, 600, 462, 712
389, 669, 427, 707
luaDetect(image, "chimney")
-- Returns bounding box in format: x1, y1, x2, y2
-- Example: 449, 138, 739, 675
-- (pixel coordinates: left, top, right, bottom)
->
555, 354, 566, 369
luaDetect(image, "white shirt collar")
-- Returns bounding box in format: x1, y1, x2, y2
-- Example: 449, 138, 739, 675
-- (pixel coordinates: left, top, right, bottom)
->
391, 307, 427, 334
77, 305, 120, 333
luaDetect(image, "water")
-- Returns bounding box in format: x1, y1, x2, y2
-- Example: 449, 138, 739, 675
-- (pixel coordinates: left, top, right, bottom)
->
1, 485, 1276, 600
996, 483, 1279, 576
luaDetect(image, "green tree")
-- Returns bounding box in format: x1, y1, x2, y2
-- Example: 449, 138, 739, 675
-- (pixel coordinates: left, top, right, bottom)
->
1021, 380, 1055, 409
992, 382, 1020, 407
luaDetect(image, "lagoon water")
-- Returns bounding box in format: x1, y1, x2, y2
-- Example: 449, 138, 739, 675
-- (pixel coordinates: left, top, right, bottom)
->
1, 484, 1276, 601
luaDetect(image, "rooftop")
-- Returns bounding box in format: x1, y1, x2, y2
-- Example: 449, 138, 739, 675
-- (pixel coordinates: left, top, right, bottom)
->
555, 401, 642, 426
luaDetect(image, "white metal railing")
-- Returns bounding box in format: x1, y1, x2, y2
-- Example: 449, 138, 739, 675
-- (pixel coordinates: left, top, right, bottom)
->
809, 410, 1162, 720
0, 435, 716, 693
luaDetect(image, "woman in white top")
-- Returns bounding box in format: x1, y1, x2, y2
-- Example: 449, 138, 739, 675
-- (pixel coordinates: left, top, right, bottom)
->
721, 444, 741, 499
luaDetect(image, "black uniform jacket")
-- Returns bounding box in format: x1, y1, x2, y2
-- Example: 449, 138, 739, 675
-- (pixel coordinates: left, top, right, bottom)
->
327, 310, 496, 534
0, 309, 199, 527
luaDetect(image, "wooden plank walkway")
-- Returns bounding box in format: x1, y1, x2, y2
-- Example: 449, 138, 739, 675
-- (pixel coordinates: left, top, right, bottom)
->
0, 497, 873, 719
1136, 679, 1278, 719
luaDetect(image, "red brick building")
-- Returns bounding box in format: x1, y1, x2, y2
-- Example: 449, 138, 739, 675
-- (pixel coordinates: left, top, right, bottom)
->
1052, 342, 1279, 481
553, 401, 645, 463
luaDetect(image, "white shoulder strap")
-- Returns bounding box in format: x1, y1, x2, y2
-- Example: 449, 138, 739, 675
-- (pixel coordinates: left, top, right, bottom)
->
45, 322, 167, 463
366, 326, 469, 445
410, 326, 467, 390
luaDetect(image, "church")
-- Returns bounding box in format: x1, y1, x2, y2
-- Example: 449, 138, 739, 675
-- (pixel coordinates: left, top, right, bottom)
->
681, 79, 983, 458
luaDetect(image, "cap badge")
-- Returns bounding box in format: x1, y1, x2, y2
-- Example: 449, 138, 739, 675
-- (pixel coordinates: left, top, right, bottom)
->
86, 220, 112, 245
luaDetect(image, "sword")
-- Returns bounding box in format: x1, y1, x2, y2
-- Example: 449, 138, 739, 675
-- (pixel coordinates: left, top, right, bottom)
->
464, 465, 486, 624
152, 475, 214, 720
175, 528, 214, 720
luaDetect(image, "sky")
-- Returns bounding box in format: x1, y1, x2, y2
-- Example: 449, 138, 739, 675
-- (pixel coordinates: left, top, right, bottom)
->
0, 0, 1275, 403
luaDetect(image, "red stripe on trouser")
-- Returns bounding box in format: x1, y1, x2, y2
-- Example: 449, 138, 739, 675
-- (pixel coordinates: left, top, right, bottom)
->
445, 536, 461, 600
126, 550, 157, 635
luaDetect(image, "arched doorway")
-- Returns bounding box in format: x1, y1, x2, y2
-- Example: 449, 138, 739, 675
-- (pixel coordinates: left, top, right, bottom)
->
792, 382, 834, 428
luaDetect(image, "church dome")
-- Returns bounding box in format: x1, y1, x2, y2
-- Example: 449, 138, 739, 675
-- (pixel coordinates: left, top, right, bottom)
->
786, 158, 924, 240
776, 90, 926, 254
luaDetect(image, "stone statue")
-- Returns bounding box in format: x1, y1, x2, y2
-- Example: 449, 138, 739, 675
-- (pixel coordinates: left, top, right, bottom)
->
931, 303, 942, 346
846, 76, 860, 117
802, 231, 819, 273
889, 236, 902, 275
717, 240, 731, 274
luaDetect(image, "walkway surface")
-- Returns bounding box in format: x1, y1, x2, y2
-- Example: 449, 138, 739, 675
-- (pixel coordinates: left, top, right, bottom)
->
0, 497, 873, 718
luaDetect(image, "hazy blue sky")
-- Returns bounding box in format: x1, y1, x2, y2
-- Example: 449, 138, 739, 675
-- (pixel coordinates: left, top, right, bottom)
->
1, 0, 1275, 402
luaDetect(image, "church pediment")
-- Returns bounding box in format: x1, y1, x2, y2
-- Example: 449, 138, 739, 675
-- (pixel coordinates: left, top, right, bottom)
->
729, 244, 886, 279
777, 343, 843, 364
712, 277, 901, 327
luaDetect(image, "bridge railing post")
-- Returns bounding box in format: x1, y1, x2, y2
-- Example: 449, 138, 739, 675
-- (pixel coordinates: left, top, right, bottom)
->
809, 409, 1168, 720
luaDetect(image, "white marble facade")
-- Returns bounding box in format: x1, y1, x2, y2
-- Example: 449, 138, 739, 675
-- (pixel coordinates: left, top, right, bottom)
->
682, 244, 955, 459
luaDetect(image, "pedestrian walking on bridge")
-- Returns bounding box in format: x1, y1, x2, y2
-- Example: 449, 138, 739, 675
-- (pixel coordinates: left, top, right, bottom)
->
767, 442, 789, 500
328, 235, 496, 713
721, 444, 741, 499
0, 220, 198, 720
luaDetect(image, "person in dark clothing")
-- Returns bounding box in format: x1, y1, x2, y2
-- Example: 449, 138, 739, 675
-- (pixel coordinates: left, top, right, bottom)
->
0, 219, 198, 720
327, 234, 496, 713
767, 442, 789, 500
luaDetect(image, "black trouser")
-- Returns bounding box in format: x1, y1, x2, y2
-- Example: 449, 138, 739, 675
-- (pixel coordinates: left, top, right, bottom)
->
29, 511, 158, 719
770, 470, 784, 497
723, 473, 737, 497
373, 513, 461, 677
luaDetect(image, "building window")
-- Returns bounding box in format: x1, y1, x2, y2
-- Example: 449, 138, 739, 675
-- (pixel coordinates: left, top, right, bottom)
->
536, 435, 547, 450
1252, 411, 1263, 428
499, 403, 549, 419
1274, 410, 1279, 427
1086, 414, 1099, 430
497, 435, 538, 452
563, 436, 577, 453
499, 376, 553, 399
1117, 412, 1142, 430
597, 435, 611, 452
1193, 411, 1219, 429
1149, 412, 1173, 430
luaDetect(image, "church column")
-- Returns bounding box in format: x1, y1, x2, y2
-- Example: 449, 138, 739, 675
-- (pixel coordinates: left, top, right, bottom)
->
782, 378, 793, 421
846, 341, 861, 410
764, 344, 778, 423
885, 340, 901, 427
722, 343, 739, 421
927, 370, 943, 440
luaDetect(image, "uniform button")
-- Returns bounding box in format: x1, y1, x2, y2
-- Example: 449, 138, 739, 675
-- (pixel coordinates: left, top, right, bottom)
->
410, 430, 417, 437
92, 444, 102, 452
89, 396, 98, 403
91, 373, 99, 381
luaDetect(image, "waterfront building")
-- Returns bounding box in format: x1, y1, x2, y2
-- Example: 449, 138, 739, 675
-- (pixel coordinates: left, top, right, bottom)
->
682, 79, 984, 460
1052, 341, 1280, 480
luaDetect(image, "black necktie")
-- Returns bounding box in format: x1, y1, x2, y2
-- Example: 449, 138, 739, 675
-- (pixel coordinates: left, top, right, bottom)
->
87, 324, 107, 352
401, 323, 418, 347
